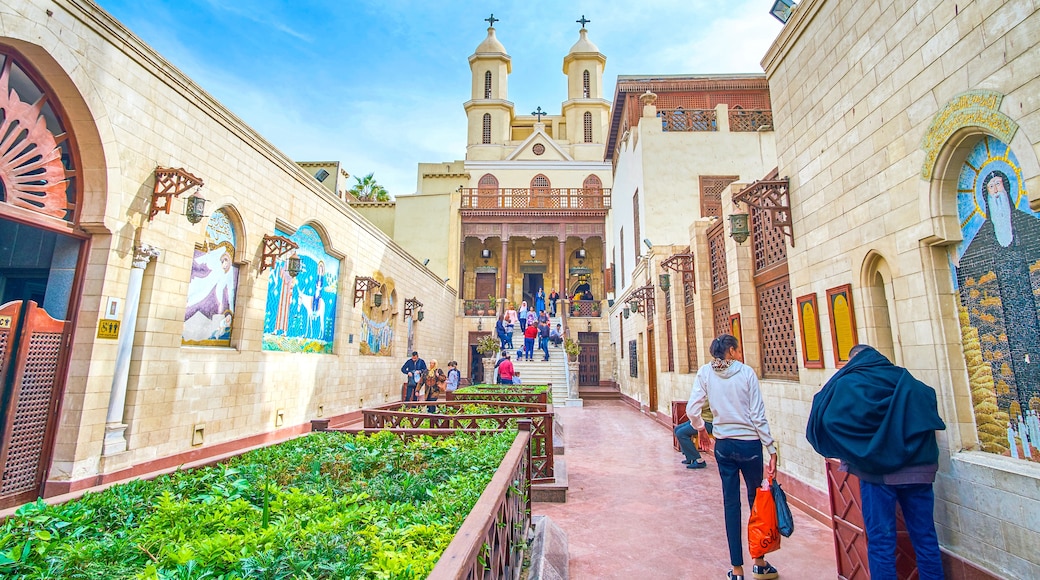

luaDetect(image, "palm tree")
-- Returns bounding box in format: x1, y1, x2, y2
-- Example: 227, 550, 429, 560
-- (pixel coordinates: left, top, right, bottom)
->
348, 172, 390, 202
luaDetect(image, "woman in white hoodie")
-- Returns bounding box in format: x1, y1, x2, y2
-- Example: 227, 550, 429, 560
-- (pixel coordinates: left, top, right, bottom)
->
686, 334, 779, 580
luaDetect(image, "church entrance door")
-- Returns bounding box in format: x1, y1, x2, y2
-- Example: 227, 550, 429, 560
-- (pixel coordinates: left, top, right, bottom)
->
523, 273, 543, 310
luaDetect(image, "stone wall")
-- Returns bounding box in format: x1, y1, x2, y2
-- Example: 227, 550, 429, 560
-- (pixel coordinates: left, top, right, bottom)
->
763, 0, 1040, 575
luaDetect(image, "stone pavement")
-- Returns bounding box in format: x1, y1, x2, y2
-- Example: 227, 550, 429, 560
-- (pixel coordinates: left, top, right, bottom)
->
534, 400, 836, 579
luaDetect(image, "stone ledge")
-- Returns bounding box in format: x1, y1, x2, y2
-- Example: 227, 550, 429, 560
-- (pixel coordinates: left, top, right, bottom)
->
527, 515, 569, 580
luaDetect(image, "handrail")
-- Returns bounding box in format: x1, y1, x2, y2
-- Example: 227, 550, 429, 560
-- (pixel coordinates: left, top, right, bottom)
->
427, 421, 532, 580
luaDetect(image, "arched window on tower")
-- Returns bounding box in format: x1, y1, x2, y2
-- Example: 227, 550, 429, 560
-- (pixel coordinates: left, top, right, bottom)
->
482, 113, 492, 144
484, 71, 492, 99
583, 70, 590, 98
531, 174, 551, 208
584, 112, 593, 143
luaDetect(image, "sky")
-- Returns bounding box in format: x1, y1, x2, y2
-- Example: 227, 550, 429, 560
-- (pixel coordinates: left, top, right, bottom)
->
94, 0, 785, 197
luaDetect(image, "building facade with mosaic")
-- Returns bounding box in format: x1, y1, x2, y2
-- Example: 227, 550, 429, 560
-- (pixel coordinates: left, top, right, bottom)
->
0, 0, 455, 509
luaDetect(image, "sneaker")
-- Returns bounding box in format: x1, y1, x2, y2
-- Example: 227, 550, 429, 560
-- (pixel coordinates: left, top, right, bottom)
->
752, 563, 778, 580
727, 572, 744, 580
686, 460, 707, 469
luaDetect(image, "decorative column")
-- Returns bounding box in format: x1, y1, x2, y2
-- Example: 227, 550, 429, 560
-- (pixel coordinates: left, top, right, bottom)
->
103, 244, 161, 456
558, 238, 567, 298
459, 240, 466, 299
499, 238, 509, 302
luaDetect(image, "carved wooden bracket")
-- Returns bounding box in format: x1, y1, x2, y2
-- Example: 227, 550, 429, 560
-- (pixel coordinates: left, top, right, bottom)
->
403, 297, 423, 318
628, 283, 657, 319
259, 234, 298, 273
732, 168, 793, 246
151, 166, 204, 220
353, 276, 380, 307
662, 250, 695, 293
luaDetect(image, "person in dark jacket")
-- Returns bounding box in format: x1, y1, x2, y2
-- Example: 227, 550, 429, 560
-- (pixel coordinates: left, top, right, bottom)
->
400, 351, 427, 402
806, 344, 946, 580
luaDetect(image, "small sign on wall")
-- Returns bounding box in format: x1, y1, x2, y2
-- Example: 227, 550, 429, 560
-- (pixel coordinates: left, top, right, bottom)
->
104, 297, 122, 320
97, 319, 120, 339
0, 315, 11, 329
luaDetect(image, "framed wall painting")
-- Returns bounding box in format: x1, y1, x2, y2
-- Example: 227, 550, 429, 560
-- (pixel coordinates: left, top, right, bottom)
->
729, 313, 744, 362
797, 293, 823, 368
826, 284, 858, 367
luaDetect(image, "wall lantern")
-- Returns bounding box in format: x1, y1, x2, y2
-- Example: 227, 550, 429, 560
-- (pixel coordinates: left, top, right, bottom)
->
417, 309, 425, 322
259, 234, 299, 275
623, 309, 630, 319
729, 212, 751, 244
151, 166, 204, 222
575, 248, 587, 260
629, 300, 640, 314
658, 273, 671, 292
587, 320, 592, 332
286, 253, 302, 278
477, 318, 483, 331
184, 191, 207, 225
481, 249, 492, 259
770, 0, 797, 24
373, 290, 383, 307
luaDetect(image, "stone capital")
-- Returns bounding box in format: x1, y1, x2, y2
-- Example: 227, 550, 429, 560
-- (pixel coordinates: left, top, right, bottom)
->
132, 244, 161, 268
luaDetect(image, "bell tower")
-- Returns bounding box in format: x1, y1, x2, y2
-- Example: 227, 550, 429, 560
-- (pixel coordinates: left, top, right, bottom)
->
562, 18, 610, 158
465, 15, 514, 159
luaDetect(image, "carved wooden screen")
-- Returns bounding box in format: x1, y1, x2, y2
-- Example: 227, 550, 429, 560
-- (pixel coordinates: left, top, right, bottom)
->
708, 221, 730, 338
0, 301, 70, 509
752, 205, 798, 380
578, 332, 600, 386
0, 48, 80, 224
628, 340, 638, 377
699, 176, 738, 219
474, 273, 496, 303
683, 271, 698, 370
632, 190, 641, 260
477, 173, 498, 208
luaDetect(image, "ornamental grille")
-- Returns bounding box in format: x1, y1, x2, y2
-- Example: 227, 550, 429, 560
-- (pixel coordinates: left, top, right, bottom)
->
624, 90, 771, 134
752, 204, 788, 274
0, 331, 61, 495
757, 278, 799, 380
728, 109, 773, 132
659, 108, 717, 132
712, 298, 731, 340
484, 71, 492, 99
629, 340, 638, 377
700, 176, 738, 219
708, 221, 728, 293
664, 292, 675, 372
683, 273, 696, 305
584, 112, 593, 143
583, 70, 591, 98
685, 302, 699, 369
482, 113, 492, 144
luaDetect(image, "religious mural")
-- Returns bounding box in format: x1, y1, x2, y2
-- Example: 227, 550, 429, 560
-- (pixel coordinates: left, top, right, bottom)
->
262, 225, 339, 353
953, 136, 1040, 462
359, 280, 396, 356
182, 209, 239, 346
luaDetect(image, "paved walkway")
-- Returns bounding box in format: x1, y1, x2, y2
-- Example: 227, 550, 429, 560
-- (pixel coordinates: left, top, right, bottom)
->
534, 400, 836, 579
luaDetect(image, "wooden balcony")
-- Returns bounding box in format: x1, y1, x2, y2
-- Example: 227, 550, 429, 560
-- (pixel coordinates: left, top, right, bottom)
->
460, 188, 611, 213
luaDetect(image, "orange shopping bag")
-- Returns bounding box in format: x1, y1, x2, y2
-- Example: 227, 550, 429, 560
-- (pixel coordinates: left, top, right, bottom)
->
748, 478, 781, 558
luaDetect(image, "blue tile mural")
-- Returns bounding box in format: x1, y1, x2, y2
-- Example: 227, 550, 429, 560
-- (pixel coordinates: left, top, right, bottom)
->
953, 136, 1040, 462
183, 209, 239, 346
262, 225, 339, 354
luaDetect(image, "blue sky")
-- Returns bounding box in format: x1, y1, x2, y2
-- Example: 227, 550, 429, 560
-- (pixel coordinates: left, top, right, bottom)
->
95, 0, 784, 197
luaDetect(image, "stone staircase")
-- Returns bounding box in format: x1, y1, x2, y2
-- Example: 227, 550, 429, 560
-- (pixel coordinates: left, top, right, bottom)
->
504, 317, 571, 405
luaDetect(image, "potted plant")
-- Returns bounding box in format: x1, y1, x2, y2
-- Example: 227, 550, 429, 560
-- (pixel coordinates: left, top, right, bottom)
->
487, 294, 497, 314
477, 334, 502, 383
590, 300, 601, 316
464, 300, 477, 316
563, 337, 581, 362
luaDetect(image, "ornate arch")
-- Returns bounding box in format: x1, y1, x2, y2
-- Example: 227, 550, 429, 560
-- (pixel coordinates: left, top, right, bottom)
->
920, 91, 1017, 181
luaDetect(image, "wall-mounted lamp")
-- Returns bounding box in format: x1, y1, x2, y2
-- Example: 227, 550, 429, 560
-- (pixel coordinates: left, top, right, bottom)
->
658, 273, 671, 292
643, 238, 653, 250
423, 258, 430, 266
481, 249, 492, 259
403, 297, 423, 318
314, 168, 330, 182
151, 166, 204, 222
530, 248, 537, 258
629, 300, 640, 314
575, 248, 587, 260
184, 191, 207, 224
623, 309, 630, 319
587, 320, 592, 332
417, 309, 425, 322
770, 0, 797, 23
353, 276, 380, 307
259, 234, 300, 274
444, 277, 450, 283
286, 253, 302, 278
477, 318, 483, 331
373, 289, 383, 307
729, 212, 750, 244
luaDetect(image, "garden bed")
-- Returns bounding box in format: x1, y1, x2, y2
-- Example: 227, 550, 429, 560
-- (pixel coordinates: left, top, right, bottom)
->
0, 429, 528, 579
451, 384, 552, 405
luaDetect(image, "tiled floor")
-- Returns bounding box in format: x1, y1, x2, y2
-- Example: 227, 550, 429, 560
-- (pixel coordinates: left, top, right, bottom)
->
535, 400, 836, 580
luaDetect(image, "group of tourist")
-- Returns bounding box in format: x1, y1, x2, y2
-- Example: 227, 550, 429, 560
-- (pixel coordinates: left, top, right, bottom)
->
400, 351, 460, 412
679, 336, 946, 580
496, 289, 565, 362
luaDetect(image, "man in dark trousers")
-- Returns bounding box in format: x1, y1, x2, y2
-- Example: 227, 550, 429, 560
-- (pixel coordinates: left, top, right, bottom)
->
806, 345, 946, 580
400, 351, 427, 402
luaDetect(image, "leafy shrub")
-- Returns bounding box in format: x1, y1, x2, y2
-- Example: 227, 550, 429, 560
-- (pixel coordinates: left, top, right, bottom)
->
0, 431, 515, 579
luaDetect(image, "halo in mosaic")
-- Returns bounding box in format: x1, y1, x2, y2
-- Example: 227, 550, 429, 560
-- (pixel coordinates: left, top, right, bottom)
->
920, 90, 1017, 180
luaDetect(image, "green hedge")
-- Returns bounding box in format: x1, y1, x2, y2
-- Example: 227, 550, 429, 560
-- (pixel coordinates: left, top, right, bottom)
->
0, 430, 515, 579
455, 384, 549, 395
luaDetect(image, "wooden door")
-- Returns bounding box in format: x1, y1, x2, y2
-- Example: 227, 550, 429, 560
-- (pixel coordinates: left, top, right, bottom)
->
0, 301, 71, 509
826, 459, 921, 580
577, 332, 599, 386
474, 273, 496, 303
646, 329, 658, 412
467, 331, 492, 385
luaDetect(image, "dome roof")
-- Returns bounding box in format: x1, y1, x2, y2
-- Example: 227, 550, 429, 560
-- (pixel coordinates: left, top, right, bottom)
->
475, 27, 507, 55
568, 28, 599, 54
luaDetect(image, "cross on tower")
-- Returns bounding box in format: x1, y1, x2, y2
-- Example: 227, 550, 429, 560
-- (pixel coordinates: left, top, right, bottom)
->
485, 13, 499, 27
532, 107, 546, 122
577, 15, 591, 28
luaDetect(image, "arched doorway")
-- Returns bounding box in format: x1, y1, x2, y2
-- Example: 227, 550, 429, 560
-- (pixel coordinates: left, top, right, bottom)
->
0, 46, 89, 508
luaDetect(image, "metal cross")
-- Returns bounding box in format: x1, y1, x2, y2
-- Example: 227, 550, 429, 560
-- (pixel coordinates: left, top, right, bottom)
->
577, 15, 590, 28
532, 106, 545, 122
485, 13, 499, 27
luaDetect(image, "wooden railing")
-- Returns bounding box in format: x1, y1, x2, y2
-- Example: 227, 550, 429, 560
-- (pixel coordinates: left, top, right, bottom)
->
658, 108, 717, 132
569, 299, 602, 317
460, 188, 611, 210
728, 109, 773, 132
450, 388, 550, 405
362, 401, 555, 483
428, 422, 532, 580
